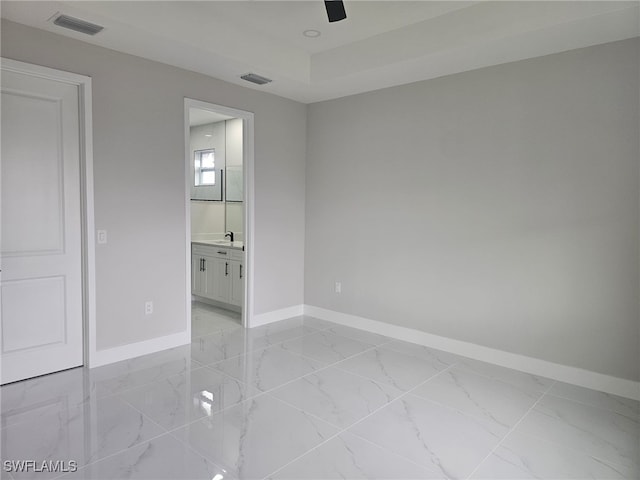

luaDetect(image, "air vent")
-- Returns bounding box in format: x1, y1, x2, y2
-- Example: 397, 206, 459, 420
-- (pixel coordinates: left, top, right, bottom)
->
53, 14, 104, 36
240, 73, 272, 85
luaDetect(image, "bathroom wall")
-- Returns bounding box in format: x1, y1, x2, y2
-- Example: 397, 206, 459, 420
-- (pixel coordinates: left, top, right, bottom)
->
305, 38, 640, 381
190, 202, 225, 237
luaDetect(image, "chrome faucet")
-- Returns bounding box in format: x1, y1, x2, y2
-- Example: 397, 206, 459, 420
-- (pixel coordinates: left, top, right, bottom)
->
224, 231, 234, 242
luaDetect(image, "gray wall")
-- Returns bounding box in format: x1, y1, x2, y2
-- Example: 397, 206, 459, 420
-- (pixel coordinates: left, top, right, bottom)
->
1, 20, 307, 350
305, 39, 640, 381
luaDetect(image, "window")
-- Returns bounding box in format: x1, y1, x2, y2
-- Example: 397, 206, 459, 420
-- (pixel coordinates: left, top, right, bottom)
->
194, 149, 215, 186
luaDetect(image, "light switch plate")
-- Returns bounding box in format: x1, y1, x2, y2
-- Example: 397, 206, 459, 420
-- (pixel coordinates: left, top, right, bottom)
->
97, 230, 107, 244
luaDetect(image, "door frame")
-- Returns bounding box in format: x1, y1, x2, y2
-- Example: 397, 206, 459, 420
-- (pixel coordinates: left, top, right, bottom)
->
1, 58, 97, 369
184, 98, 255, 330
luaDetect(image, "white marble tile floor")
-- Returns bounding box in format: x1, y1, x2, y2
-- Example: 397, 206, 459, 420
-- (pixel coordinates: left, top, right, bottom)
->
1, 301, 638, 480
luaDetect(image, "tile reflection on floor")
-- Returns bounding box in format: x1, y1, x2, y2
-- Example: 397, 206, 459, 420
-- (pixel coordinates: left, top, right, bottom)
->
1, 301, 638, 480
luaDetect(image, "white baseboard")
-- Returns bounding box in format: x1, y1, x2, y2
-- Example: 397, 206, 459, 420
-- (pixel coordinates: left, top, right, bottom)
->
251, 304, 304, 327
304, 305, 640, 401
89, 331, 190, 368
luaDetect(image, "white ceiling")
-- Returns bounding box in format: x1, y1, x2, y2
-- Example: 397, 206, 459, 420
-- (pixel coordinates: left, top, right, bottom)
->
189, 108, 234, 126
2, 1, 639, 103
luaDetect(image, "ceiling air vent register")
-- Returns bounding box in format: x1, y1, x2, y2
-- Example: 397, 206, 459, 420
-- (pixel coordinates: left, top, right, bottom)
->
240, 73, 272, 85
53, 14, 104, 36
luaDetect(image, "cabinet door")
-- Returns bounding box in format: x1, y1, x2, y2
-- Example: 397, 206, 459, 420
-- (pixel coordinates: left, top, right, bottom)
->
208, 256, 231, 303
192, 254, 207, 297
230, 260, 244, 307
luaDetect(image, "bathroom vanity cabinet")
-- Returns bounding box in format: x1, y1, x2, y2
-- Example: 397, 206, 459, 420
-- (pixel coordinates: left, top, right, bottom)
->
192, 243, 244, 308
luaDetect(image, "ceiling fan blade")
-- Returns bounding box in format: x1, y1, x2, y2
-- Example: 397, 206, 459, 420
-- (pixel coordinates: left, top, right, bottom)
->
325, 0, 347, 23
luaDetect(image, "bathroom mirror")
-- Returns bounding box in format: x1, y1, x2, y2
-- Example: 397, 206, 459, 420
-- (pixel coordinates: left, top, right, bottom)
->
189, 107, 244, 240
189, 116, 224, 201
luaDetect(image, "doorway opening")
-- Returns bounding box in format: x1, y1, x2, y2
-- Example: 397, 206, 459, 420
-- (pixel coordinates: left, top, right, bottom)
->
184, 99, 254, 332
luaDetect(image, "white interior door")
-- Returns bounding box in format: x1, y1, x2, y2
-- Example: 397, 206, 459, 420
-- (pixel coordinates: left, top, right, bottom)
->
1, 66, 84, 384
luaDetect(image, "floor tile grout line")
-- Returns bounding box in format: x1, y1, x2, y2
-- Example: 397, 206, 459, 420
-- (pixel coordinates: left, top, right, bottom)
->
327, 348, 455, 391
464, 379, 558, 479
381, 339, 463, 360
260, 403, 442, 479
541, 391, 640, 421
91, 350, 203, 398
192, 338, 312, 368
110, 369, 276, 471
163, 423, 233, 474
484, 422, 640, 477
260, 360, 463, 479
206, 343, 460, 409
261, 368, 447, 480
54, 391, 188, 477
208, 345, 371, 400
50, 427, 176, 479
449, 360, 555, 394
191, 318, 395, 370
93, 361, 200, 399
192, 324, 344, 367
406, 366, 557, 430
220, 330, 560, 408
115, 365, 245, 476
109, 363, 215, 400
515, 384, 640, 473
262, 390, 350, 430
185, 341, 437, 439
161, 387, 275, 437
265, 362, 458, 432
3, 387, 175, 480
200, 332, 386, 390
115, 390, 178, 434
378, 344, 463, 368
383, 362, 530, 429
114, 354, 452, 475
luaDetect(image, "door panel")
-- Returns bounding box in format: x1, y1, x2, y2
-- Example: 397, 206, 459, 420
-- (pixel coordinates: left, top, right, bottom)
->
1, 67, 84, 384
210, 257, 230, 303
1, 277, 66, 352
1, 91, 65, 255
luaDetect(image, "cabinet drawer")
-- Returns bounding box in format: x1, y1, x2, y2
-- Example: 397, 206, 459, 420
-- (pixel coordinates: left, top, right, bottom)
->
192, 244, 214, 257
192, 244, 240, 259
211, 248, 232, 259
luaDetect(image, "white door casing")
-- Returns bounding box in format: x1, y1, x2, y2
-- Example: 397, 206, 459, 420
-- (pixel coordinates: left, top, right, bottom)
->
1, 59, 94, 384
184, 98, 255, 329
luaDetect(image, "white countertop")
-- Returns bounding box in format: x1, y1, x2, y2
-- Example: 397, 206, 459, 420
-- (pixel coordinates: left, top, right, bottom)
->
192, 240, 244, 251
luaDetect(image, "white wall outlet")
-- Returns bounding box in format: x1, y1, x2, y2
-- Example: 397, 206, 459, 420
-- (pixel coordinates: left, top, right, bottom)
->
144, 301, 153, 315
335, 281, 342, 294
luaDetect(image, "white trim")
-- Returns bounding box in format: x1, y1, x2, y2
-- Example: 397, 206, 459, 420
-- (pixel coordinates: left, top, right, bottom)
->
184, 99, 255, 329
304, 305, 640, 401
90, 331, 190, 368
252, 305, 305, 327
243, 115, 255, 327
183, 101, 193, 341
1, 58, 98, 370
